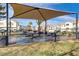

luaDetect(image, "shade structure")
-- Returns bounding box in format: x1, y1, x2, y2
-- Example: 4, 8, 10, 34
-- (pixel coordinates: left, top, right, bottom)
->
10, 3, 75, 38
10, 3, 74, 20
4, 3, 78, 47
8, 3, 79, 40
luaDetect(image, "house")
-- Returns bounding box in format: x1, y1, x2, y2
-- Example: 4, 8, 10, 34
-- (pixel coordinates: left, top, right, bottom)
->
60, 22, 73, 32
34, 23, 60, 33
60, 21, 79, 32
46, 24, 61, 33
35, 21, 79, 33
0, 19, 20, 32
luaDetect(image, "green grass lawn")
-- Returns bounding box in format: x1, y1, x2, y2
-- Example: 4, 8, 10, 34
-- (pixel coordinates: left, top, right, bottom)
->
0, 40, 79, 56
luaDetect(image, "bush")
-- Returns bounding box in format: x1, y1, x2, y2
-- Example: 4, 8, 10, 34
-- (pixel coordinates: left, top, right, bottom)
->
61, 31, 73, 37
66, 32, 73, 37
61, 31, 67, 35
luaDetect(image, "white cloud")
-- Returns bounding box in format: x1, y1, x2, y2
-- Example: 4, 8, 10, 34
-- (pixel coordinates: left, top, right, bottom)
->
57, 15, 75, 21
47, 15, 76, 24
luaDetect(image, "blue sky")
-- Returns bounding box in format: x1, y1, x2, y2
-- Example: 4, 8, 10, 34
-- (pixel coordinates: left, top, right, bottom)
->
7, 3, 79, 26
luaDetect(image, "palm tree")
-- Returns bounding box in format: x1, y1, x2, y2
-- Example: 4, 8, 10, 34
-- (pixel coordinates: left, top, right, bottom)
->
36, 20, 43, 36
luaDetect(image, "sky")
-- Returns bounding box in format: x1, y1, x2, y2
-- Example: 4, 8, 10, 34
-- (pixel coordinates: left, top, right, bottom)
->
4, 3, 79, 26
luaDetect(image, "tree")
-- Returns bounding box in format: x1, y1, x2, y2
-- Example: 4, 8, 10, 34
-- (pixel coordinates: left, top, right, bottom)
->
27, 22, 33, 31
36, 20, 43, 36
29, 22, 32, 26
0, 4, 7, 46
0, 4, 5, 15
0, 4, 5, 19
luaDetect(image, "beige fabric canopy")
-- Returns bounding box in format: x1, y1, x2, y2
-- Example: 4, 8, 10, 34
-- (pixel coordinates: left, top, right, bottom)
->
10, 3, 73, 20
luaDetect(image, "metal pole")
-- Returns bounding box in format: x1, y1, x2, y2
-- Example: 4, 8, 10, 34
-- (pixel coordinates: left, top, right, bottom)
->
5, 3, 9, 46
45, 20, 47, 35
10, 18, 11, 36
76, 13, 78, 39
37, 9, 47, 36
38, 20, 40, 36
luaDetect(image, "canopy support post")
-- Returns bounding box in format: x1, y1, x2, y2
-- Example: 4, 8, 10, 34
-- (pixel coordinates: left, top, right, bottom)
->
37, 20, 41, 36
37, 9, 47, 36
76, 13, 78, 39
10, 18, 11, 36
5, 3, 9, 46
45, 20, 47, 35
